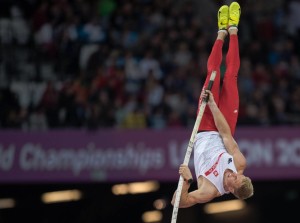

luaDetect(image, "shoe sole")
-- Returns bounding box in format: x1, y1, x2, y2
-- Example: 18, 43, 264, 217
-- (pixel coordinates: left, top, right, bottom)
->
229, 2, 241, 26
218, 5, 229, 30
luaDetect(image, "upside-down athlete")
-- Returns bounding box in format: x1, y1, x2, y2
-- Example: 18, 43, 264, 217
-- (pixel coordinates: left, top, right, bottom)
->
171, 2, 254, 208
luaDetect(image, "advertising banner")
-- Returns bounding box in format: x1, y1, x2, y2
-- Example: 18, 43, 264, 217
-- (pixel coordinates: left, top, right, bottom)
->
0, 127, 299, 183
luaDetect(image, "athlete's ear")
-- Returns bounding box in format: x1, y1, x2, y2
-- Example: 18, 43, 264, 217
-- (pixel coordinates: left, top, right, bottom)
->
228, 187, 235, 193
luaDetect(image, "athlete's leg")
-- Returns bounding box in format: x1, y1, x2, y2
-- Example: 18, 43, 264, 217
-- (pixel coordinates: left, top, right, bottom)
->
198, 5, 228, 131
219, 2, 241, 135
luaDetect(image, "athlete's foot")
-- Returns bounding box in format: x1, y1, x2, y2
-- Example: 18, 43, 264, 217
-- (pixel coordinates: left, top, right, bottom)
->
218, 5, 229, 35
228, 2, 241, 31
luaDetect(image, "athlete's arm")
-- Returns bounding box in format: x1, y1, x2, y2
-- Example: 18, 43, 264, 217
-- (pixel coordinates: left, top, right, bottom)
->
203, 90, 247, 171
171, 186, 213, 208
171, 165, 213, 207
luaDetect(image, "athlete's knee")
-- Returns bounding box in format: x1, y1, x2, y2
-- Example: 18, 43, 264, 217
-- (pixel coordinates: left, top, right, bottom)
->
224, 71, 238, 80
226, 61, 240, 73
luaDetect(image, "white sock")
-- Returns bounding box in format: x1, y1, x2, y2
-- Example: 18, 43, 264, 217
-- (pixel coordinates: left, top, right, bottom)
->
218, 29, 228, 34
228, 26, 238, 31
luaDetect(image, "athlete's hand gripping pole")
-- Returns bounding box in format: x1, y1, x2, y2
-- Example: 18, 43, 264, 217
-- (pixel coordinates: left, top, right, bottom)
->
171, 71, 217, 223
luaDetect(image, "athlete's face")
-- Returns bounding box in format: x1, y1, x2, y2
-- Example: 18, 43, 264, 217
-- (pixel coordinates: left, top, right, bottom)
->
227, 172, 245, 188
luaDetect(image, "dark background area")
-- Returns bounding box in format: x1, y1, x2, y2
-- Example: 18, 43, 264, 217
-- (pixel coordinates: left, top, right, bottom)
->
0, 180, 300, 223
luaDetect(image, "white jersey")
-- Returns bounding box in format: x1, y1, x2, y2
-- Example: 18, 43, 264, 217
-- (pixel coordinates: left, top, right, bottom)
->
193, 131, 237, 195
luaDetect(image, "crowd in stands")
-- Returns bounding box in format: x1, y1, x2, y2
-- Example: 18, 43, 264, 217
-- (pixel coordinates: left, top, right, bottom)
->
1, 0, 300, 130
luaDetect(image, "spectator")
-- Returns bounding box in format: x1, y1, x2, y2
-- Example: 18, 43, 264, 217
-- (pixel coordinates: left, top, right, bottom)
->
1, 0, 300, 129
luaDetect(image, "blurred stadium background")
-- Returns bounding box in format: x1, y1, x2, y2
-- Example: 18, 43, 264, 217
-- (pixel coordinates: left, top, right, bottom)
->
1, 0, 300, 222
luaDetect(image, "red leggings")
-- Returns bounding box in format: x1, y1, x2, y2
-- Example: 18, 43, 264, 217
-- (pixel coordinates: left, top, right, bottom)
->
198, 35, 240, 135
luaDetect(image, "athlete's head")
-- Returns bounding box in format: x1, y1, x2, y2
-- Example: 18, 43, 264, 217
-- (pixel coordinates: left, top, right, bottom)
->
233, 176, 254, 199
226, 172, 254, 199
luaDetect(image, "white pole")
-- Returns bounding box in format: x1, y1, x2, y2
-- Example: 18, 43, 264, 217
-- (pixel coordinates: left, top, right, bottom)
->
171, 71, 217, 223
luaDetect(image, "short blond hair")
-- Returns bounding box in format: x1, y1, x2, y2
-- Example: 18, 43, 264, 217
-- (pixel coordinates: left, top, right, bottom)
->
234, 177, 254, 200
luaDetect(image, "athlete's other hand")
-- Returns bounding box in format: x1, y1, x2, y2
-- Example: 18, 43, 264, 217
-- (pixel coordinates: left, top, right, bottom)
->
179, 164, 193, 182
202, 90, 215, 105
